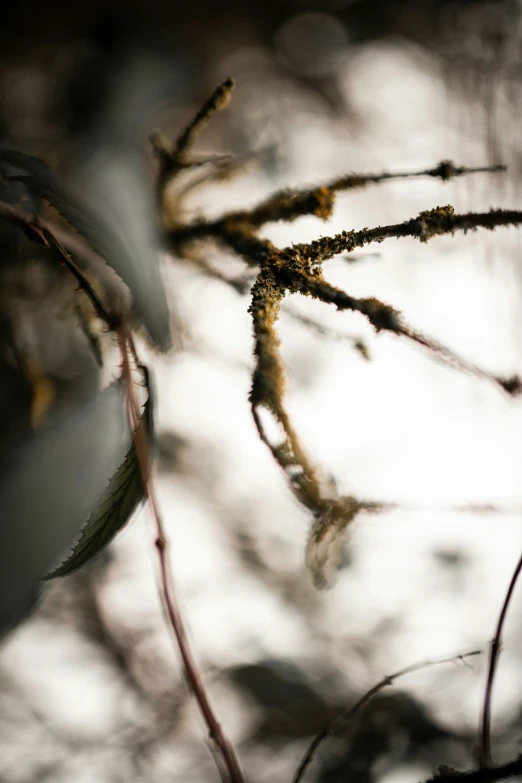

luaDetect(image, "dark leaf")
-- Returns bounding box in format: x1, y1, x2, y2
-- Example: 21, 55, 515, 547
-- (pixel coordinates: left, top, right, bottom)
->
0, 381, 130, 635
45, 369, 153, 579
0, 147, 171, 350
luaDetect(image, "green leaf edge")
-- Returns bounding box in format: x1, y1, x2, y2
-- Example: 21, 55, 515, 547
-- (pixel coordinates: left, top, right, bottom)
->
44, 368, 153, 579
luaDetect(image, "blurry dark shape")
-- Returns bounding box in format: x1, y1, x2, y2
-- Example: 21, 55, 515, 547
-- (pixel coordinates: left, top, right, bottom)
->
0, 0, 517, 143
0, 381, 130, 635
0, 17, 187, 629
0, 129, 122, 633
228, 659, 344, 740
0, 125, 41, 255
0, 16, 185, 350
433, 549, 467, 570
295, 651, 481, 783
54, 15, 191, 349
45, 371, 152, 579
230, 658, 474, 781
320, 693, 469, 783
274, 12, 349, 77
339, 252, 382, 264
0, 0, 515, 67
57, 14, 190, 141
157, 430, 187, 473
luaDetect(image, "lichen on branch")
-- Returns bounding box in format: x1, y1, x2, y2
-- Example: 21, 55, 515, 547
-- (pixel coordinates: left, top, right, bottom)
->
158, 80, 522, 589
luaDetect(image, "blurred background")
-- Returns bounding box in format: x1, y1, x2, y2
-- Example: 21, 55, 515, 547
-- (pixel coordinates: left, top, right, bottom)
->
2, 1, 522, 781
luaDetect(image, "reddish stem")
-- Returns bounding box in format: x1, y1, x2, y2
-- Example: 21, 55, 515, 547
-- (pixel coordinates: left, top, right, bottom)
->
118, 330, 245, 783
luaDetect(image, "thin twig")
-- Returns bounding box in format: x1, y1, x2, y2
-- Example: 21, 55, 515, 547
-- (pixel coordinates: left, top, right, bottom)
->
282, 206, 522, 264
423, 754, 522, 783
282, 306, 370, 358
182, 250, 253, 295
0, 198, 116, 327
399, 324, 522, 397
325, 160, 506, 192
150, 77, 236, 188
118, 330, 245, 783
168, 166, 512, 244
281, 267, 522, 397
174, 151, 263, 202
38, 223, 116, 328
173, 78, 236, 164
292, 649, 482, 783
479, 549, 522, 769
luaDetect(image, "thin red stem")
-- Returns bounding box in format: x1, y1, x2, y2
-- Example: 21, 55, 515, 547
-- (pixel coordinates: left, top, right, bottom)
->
118, 330, 245, 783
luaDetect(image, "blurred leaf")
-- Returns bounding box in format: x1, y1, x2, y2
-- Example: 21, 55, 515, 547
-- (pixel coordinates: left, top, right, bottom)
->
0, 147, 127, 263
45, 369, 153, 579
0, 381, 130, 635
0, 147, 171, 350
0, 148, 98, 243
78, 150, 172, 350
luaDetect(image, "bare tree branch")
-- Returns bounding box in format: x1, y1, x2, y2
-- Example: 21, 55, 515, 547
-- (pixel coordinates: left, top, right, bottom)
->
293, 650, 482, 783
424, 755, 522, 783
479, 550, 522, 768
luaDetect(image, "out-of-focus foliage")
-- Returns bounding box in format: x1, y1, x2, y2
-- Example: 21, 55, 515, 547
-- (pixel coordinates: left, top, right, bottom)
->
45, 375, 152, 579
